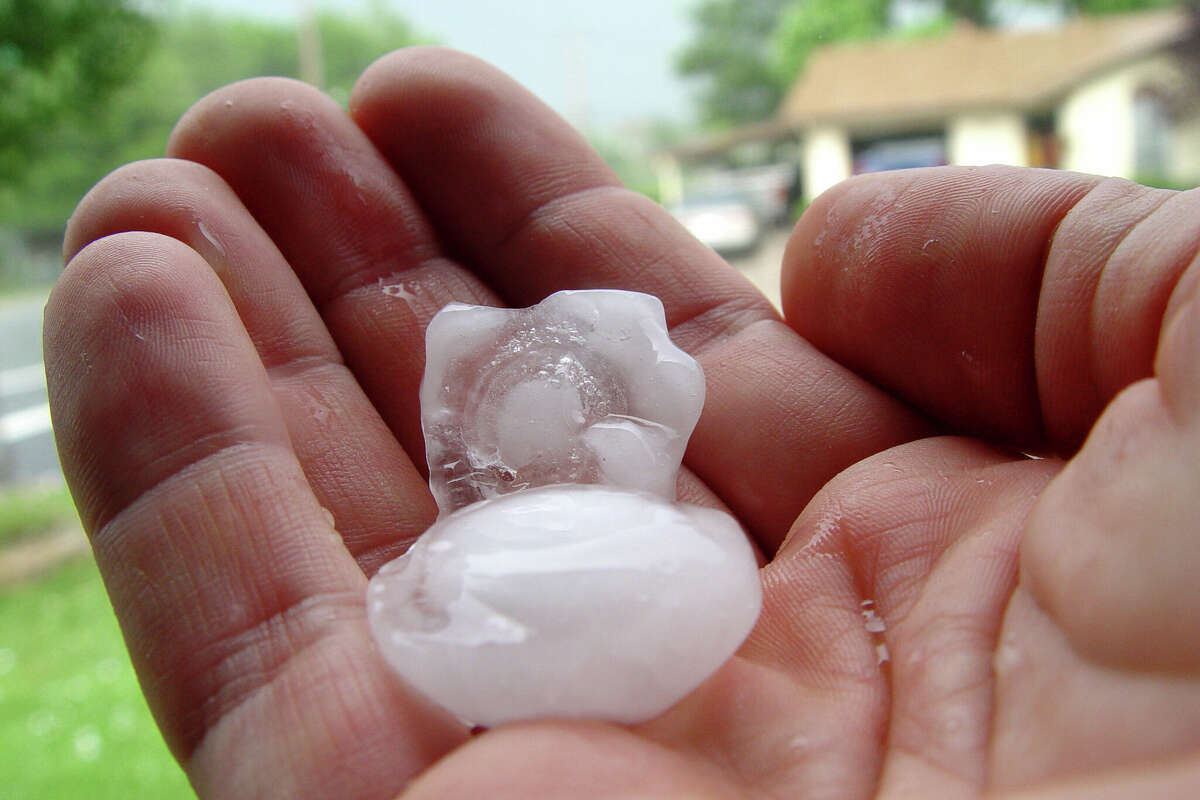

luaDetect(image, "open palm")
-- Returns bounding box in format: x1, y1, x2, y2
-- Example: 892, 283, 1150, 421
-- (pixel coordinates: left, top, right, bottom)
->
47, 49, 1200, 798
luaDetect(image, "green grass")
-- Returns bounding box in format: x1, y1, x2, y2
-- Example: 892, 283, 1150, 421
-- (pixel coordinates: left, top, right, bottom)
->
0, 483, 79, 548
0, 557, 193, 799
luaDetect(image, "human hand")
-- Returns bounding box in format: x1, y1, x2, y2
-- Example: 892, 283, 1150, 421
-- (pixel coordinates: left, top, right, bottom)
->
47, 48, 1200, 798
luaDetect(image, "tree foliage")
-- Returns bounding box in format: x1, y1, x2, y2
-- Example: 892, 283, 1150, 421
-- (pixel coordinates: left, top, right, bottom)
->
771, 0, 890, 92
316, 7, 426, 105
0, 5, 426, 233
1069, 0, 1187, 12
676, 0, 794, 128
945, 0, 992, 24
0, 0, 156, 184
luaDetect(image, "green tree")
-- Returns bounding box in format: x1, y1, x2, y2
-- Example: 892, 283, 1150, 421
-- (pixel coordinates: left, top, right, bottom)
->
771, 0, 890, 92
1068, 0, 1186, 11
676, 0, 794, 128
945, 0, 992, 24
0, 0, 156, 184
0, 6, 425, 234
317, 5, 429, 105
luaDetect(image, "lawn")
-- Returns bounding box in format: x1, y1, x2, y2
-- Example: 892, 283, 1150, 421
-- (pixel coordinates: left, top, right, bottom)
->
0, 556, 193, 799
0, 483, 78, 548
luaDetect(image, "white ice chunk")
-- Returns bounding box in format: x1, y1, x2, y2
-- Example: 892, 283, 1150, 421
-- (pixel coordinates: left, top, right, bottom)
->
420, 290, 705, 514
367, 485, 762, 726
369, 289, 762, 726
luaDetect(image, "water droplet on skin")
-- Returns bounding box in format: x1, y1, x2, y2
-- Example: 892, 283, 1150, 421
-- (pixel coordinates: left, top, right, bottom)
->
862, 605, 886, 634
197, 220, 226, 258
379, 275, 418, 302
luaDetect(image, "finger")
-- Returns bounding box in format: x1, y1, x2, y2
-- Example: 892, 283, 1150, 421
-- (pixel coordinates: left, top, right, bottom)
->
63, 159, 435, 573
783, 167, 1199, 452
162, 76, 727, 522
1022, 259, 1200, 675
990, 589, 1200, 789
45, 232, 464, 794
764, 438, 1057, 796
348, 47, 932, 550
992, 755, 1200, 800
642, 592, 888, 799
166, 76, 501, 479
402, 722, 744, 800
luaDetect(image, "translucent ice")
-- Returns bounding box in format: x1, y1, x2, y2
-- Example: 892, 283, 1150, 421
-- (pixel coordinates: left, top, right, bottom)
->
367, 290, 762, 726
419, 290, 705, 511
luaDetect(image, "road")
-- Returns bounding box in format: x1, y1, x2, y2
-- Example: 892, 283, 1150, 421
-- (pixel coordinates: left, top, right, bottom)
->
727, 229, 788, 312
0, 289, 57, 486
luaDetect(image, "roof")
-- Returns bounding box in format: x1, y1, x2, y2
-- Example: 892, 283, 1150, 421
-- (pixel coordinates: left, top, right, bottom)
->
657, 118, 800, 160
777, 8, 1191, 127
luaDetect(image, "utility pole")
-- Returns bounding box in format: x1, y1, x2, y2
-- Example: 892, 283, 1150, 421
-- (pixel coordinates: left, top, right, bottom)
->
563, 29, 591, 133
297, 0, 325, 88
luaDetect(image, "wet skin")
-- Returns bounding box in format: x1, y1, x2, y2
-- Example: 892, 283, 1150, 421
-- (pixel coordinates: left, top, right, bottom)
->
47, 47, 1200, 799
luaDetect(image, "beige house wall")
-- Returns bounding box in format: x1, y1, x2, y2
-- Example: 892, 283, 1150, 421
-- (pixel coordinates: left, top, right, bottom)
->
1058, 53, 1187, 179
948, 112, 1030, 167
1059, 64, 1138, 177
802, 125, 853, 202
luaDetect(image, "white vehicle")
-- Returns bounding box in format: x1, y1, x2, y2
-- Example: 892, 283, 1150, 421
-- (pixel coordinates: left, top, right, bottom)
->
670, 191, 764, 256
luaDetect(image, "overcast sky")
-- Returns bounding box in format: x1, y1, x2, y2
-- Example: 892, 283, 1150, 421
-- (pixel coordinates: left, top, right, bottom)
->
184, 0, 699, 131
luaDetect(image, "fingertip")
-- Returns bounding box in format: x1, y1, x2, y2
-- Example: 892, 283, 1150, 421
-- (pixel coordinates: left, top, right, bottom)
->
778, 166, 1102, 448
47, 231, 240, 530
346, 43, 614, 200
780, 169, 928, 334
166, 75, 338, 161
402, 721, 742, 800
780, 176, 847, 328
63, 158, 227, 263
51, 230, 206, 338
349, 45, 495, 120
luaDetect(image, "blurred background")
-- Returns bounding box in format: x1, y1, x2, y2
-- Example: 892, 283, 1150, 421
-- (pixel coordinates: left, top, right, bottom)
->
1, 0, 1197, 796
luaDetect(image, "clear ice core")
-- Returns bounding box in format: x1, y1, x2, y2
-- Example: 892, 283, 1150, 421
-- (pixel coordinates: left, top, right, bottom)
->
367, 289, 762, 726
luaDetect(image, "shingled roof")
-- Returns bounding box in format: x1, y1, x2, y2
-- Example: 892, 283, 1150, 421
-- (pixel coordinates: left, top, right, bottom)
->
777, 8, 1191, 127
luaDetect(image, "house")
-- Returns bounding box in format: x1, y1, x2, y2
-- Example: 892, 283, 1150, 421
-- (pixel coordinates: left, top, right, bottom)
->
659, 8, 1200, 208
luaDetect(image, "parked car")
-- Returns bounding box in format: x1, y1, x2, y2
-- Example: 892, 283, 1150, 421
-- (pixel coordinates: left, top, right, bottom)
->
685, 163, 799, 228
670, 191, 764, 256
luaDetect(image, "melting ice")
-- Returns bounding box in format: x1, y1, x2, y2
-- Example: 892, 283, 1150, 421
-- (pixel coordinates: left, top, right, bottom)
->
367, 290, 762, 726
